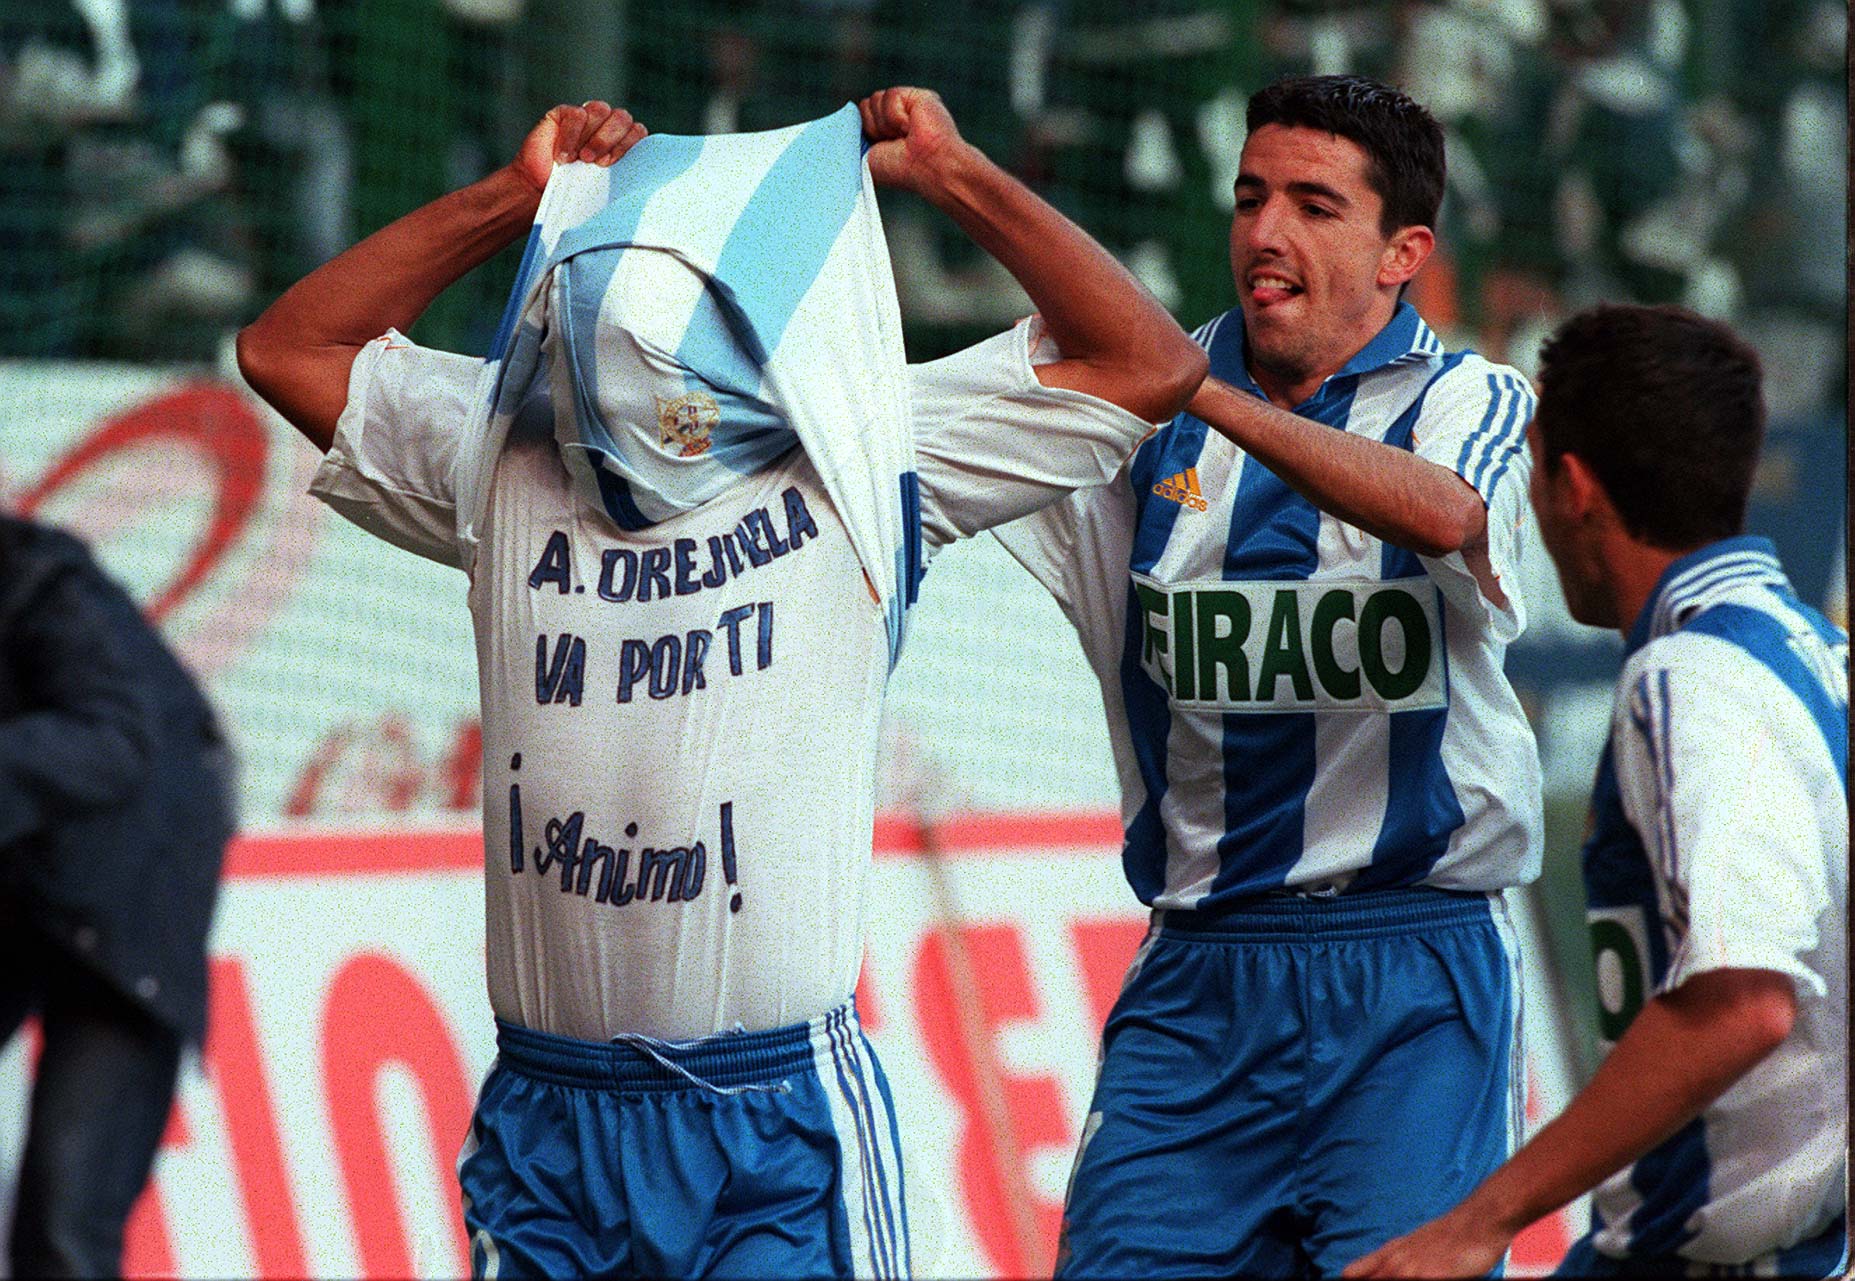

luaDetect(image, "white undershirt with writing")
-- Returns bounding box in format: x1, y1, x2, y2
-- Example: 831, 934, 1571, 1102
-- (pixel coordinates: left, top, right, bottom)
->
310, 319, 1153, 1040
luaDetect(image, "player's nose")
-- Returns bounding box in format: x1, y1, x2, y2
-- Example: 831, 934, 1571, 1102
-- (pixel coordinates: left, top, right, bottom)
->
1242, 196, 1290, 255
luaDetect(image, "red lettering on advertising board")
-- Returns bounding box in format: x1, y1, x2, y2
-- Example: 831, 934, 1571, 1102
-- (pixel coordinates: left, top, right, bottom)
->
1068, 917, 1149, 1033
18, 385, 266, 621
122, 1105, 187, 1278
1510, 1068, 1571, 1271
855, 957, 882, 1033
914, 924, 1071, 1278
207, 957, 311, 1278
441, 720, 483, 811
287, 717, 482, 818
321, 954, 473, 1278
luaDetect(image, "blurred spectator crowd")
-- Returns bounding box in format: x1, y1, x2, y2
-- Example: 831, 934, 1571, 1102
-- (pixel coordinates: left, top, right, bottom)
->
0, 0, 1843, 427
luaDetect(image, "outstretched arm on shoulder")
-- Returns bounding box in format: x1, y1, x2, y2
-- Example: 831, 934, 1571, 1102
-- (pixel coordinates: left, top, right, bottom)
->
860, 87, 1206, 424
1343, 967, 1797, 1279
237, 102, 647, 452
1188, 376, 1489, 561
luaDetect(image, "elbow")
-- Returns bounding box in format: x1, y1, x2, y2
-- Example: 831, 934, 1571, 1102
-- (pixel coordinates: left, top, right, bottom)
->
1740, 983, 1798, 1057
235, 321, 282, 405
1123, 339, 1210, 424
1412, 490, 1487, 560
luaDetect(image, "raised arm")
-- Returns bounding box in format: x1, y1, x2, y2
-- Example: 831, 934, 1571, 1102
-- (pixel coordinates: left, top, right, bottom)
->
236, 102, 648, 452
860, 87, 1206, 424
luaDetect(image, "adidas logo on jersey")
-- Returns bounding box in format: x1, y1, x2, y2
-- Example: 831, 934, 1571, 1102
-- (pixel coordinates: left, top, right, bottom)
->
1152, 468, 1208, 511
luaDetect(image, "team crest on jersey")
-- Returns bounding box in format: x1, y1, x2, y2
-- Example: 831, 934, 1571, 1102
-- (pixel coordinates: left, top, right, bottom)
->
1152, 467, 1208, 511
656, 392, 719, 457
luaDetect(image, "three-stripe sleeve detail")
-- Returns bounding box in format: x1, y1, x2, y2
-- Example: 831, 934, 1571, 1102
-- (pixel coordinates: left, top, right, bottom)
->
1456, 373, 1532, 500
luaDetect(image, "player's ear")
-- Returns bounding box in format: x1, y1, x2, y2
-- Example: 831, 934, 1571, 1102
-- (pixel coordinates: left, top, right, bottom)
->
1378, 224, 1434, 288
1556, 451, 1609, 524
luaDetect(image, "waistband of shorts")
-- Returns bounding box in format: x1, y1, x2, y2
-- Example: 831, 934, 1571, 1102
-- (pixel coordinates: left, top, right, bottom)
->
1157, 886, 1496, 942
494, 999, 858, 1092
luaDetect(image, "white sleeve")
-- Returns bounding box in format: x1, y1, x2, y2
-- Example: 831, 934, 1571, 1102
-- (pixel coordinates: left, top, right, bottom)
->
1616, 652, 1835, 999
906, 316, 1155, 555
1410, 357, 1536, 642
308, 330, 477, 569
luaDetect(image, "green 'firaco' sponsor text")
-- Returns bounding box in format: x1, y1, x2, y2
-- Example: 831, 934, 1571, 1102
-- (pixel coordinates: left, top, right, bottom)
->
1133, 578, 1444, 710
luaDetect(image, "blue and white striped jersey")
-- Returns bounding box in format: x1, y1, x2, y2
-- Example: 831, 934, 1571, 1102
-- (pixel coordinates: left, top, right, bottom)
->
1582, 536, 1848, 1265
997, 302, 1543, 908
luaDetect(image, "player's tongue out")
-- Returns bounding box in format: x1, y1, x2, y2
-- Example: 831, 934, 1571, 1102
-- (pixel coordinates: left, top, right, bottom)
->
1249, 270, 1301, 306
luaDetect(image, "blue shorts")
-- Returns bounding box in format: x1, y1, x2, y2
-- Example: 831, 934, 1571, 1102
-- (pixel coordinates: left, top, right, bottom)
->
1555, 1215, 1849, 1277
1057, 887, 1522, 1279
457, 1000, 910, 1279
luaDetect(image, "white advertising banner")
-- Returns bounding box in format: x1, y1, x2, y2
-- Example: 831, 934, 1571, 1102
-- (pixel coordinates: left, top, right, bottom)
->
0, 365, 1581, 1277
0, 820, 1580, 1280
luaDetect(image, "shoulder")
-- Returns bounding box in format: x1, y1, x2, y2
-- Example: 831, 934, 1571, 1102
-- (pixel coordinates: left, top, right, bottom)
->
1627, 626, 1767, 690
0, 518, 105, 627
1189, 310, 1236, 351
1416, 351, 1536, 420
1620, 627, 1814, 744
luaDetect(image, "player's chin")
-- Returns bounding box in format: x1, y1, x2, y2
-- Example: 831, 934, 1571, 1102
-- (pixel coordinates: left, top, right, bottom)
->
1240, 327, 1307, 377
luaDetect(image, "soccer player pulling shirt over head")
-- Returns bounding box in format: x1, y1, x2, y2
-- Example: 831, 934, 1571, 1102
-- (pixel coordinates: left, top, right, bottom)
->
238, 90, 1205, 1280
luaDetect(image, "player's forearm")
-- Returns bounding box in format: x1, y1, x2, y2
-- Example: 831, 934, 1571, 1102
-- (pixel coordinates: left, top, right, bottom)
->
1189, 375, 1484, 557
914, 144, 1206, 422
1455, 973, 1796, 1239
238, 164, 541, 450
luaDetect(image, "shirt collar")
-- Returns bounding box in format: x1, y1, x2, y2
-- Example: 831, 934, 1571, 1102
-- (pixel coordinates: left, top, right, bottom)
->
1627, 534, 1790, 653
1210, 301, 1441, 405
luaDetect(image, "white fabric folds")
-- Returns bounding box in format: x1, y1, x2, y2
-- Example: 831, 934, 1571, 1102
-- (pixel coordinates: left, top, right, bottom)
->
455, 104, 922, 661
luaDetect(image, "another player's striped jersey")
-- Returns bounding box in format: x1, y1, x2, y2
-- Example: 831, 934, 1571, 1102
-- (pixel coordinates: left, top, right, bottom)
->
997, 303, 1543, 908
1582, 536, 1848, 1265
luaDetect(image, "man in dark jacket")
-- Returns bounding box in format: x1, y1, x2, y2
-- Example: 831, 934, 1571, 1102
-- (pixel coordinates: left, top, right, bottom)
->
0, 512, 234, 1278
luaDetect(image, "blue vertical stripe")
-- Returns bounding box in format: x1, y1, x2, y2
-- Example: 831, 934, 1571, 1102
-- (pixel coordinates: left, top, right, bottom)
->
1454, 374, 1527, 500
1357, 359, 1467, 886
1467, 376, 1530, 496
1684, 605, 1849, 787
1650, 670, 1681, 885
488, 226, 546, 363
837, 1011, 903, 1277
898, 471, 923, 607
886, 471, 923, 668
1624, 1117, 1711, 1256
868, 1060, 913, 1277
1118, 418, 1208, 901
1479, 384, 1534, 498
1360, 586, 1464, 888
1581, 747, 1673, 980
1211, 371, 1356, 894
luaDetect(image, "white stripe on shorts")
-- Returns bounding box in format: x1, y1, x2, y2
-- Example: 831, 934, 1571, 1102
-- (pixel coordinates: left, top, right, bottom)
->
810, 1003, 910, 1279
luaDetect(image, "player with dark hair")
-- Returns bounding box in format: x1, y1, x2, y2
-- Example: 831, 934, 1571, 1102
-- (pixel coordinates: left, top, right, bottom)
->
1246, 73, 1446, 236
239, 91, 1203, 1279
1349, 304, 1847, 1279
997, 73, 1542, 1275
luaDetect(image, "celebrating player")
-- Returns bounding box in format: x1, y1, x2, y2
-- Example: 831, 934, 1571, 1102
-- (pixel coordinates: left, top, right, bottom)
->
237, 91, 1204, 1279
995, 74, 1542, 1275
1347, 304, 1847, 1279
